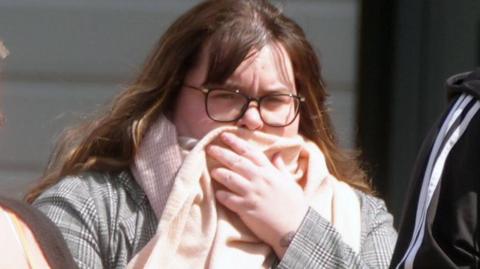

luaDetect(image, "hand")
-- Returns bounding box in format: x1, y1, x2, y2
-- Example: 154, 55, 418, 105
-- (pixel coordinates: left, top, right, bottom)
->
207, 132, 309, 258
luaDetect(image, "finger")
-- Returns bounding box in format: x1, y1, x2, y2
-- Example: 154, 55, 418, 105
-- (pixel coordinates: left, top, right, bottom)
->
207, 145, 257, 177
211, 168, 250, 196
220, 132, 270, 166
216, 190, 244, 213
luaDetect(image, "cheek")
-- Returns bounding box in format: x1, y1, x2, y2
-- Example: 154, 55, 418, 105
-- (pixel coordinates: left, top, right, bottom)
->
174, 94, 229, 139
263, 116, 300, 137
195, 120, 224, 137
173, 93, 205, 137
283, 117, 300, 137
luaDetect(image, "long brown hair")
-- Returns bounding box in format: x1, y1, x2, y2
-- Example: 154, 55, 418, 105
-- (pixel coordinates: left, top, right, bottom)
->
26, 0, 371, 203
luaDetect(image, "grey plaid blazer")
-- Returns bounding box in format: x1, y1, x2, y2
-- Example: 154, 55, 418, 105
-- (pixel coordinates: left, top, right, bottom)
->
34, 171, 397, 269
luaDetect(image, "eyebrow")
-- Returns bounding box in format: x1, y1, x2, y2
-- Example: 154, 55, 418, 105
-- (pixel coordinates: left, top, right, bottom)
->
218, 81, 294, 94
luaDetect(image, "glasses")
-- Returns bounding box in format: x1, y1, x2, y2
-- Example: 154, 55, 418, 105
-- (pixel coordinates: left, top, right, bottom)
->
184, 84, 305, 127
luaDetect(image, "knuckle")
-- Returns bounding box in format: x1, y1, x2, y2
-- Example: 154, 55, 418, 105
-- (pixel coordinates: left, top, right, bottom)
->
238, 147, 249, 156
230, 156, 243, 169
244, 194, 259, 211
224, 193, 233, 203
244, 200, 256, 211
223, 173, 232, 185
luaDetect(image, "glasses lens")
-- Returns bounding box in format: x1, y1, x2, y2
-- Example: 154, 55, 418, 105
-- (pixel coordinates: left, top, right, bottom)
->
260, 95, 300, 126
206, 89, 246, 121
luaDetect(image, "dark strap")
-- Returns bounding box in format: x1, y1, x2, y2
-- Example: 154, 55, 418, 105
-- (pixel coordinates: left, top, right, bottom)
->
0, 196, 78, 269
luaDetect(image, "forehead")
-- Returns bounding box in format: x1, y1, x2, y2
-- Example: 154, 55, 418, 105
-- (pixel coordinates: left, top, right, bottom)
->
233, 43, 292, 73
186, 40, 296, 95
225, 42, 296, 90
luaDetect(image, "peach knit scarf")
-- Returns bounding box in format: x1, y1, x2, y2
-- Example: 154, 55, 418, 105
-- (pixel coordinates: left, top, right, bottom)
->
129, 115, 361, 269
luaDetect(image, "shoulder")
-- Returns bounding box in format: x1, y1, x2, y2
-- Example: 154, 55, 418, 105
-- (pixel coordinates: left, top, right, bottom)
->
356, 191, 393, 223
355, 190, 397, 239
33, 170, 157, 268
35, 170, 147, 207
0, 196, 78, 269
356, 191, 390, 215
33, 170, 151, 229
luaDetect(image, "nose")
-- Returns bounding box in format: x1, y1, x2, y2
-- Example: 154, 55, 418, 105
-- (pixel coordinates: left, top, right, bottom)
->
236, 104, 264, 130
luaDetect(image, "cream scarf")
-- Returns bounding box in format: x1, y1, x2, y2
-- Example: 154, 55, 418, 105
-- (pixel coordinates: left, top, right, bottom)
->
128, 115, 361, 269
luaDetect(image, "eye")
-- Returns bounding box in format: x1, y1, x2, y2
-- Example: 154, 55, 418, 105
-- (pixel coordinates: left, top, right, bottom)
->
264, 95, 292, 104
209, 90, 238, 100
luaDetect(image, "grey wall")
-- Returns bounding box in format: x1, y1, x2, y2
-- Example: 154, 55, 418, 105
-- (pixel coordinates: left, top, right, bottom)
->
0, 0, 360, 198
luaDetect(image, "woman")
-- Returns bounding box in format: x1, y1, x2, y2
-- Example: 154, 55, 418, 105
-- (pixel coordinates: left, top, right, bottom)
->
0, 196, 78, 269
0, 41, 77, 269
27, 1, 397, 268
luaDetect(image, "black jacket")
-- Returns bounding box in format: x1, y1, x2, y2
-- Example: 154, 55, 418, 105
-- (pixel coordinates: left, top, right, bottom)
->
391, 69, 480, 268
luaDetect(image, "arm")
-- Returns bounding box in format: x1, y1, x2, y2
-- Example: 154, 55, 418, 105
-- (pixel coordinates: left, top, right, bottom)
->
33, 177, 104, 269
276, 195, 397, 269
